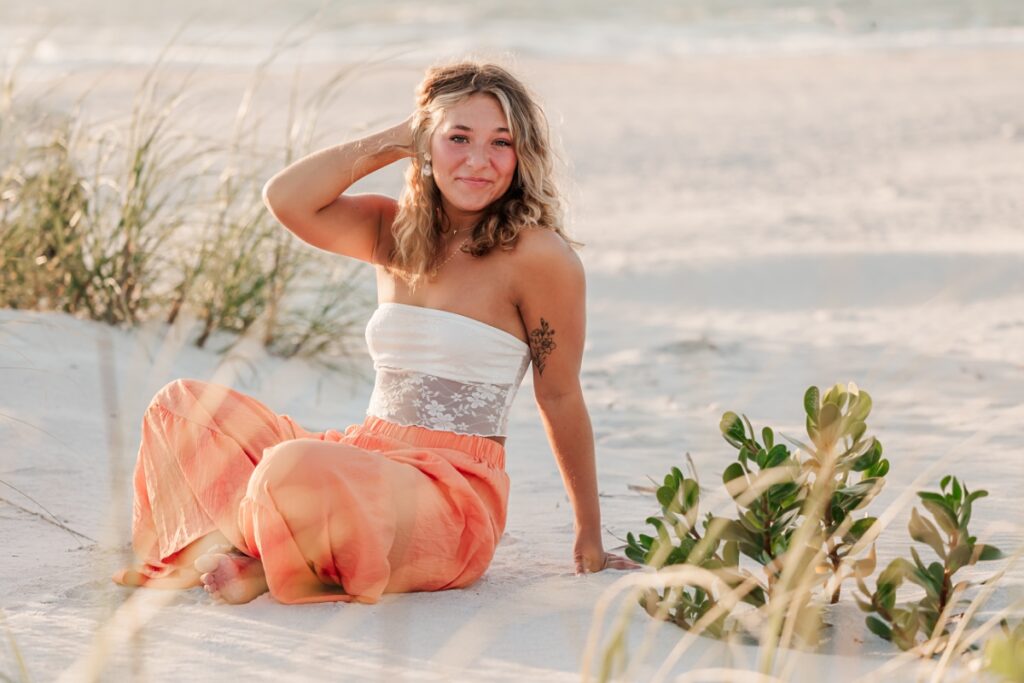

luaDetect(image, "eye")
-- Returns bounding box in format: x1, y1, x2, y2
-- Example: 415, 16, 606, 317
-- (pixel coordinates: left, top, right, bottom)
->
493, 139, 513, 147
449, 135, 468, 143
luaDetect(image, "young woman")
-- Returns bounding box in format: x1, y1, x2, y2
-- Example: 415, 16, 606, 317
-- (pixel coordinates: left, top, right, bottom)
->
112, 61, 639, 605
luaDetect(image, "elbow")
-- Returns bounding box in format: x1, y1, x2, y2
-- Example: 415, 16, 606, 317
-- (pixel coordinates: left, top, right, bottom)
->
262, 176, 306, 230
261, 176, 286, 218
535, 384, 585, 411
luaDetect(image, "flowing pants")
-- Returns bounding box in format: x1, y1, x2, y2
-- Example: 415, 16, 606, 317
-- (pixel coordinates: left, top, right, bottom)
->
127, 379, 509, 604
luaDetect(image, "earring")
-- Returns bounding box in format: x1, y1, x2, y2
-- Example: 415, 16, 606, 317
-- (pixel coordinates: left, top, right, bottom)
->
421, 153, 433, 178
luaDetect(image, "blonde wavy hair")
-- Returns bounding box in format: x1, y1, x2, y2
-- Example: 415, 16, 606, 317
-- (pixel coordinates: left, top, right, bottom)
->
386, 61, 580, 289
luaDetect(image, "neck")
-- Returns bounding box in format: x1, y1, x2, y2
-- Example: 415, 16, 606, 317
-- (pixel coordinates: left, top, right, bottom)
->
440, 199, 483, 233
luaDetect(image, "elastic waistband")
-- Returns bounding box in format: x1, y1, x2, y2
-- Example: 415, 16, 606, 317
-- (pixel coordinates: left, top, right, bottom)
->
359, 415, 505, 470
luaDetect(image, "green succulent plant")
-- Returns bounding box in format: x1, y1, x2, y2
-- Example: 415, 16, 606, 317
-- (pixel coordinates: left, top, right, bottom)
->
625, 461, 765, 637
719, 383, 887, 602
857, 475, 1004, 654
627, 382, 888, 640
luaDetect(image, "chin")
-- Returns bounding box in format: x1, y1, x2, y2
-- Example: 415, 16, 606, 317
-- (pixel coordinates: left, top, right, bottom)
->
449, 195, 496, 213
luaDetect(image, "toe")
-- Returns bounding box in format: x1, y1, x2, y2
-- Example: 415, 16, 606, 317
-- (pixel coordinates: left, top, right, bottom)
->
194, 553, 222, 574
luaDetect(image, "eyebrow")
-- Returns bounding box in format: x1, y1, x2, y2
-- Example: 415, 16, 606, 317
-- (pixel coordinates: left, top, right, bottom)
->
451, 124, 511, 134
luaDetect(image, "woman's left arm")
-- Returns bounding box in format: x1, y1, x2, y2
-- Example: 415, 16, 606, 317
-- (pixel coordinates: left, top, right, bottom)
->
515, 231, 641, 575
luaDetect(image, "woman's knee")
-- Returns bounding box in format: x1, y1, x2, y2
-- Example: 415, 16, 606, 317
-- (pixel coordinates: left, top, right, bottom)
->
150, 378, 210, 412
250, 439, 322, 490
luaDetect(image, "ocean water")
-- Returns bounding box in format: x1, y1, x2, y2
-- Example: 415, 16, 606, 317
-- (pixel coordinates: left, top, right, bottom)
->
5, 0, 1024, 68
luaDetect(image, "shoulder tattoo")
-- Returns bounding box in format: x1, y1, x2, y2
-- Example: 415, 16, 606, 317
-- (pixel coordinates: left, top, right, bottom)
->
528, 318, 557, 375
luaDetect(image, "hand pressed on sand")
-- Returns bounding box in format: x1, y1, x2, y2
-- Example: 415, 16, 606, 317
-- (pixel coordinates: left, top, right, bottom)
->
574, 534, 643, 576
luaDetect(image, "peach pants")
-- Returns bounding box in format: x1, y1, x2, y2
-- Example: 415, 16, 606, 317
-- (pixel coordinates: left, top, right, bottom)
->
127, 379, 510, 604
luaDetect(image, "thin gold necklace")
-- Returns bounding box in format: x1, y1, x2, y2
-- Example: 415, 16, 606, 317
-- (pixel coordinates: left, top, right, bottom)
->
433, 230, 470, 273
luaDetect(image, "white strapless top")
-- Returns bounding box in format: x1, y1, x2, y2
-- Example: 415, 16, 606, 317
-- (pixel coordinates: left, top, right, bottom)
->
364, 302, 533, 437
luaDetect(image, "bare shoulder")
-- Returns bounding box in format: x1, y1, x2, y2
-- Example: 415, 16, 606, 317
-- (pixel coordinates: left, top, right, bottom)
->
511, 227, 587, 394
510, 228, 584, 292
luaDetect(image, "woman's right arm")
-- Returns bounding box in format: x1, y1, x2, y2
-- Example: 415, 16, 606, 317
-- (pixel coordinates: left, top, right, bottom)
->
262, 117, 413, 265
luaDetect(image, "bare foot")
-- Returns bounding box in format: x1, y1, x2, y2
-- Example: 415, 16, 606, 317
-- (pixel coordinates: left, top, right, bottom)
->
113, 532, 235, 589
112, 566, 201, 589
193, 552, 269, 604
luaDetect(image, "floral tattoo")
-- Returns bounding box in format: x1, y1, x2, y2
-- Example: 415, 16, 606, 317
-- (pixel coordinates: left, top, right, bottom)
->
528, 318, 557, 375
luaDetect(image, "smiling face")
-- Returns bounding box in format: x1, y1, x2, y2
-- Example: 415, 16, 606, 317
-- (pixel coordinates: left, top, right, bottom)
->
428, 93, 518, 229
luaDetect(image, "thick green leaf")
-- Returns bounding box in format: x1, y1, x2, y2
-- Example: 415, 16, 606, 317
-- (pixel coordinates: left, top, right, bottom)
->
806, 415, 819, 442
764, 443, 789, 468
851, 390, 873, 421
910, 546, 928, 573
718, 518, 757, 544
762, 426, 774, 449
903, 552, 941, 600
804, 386, 820, 420
868, 459, 889, 478
846, 517, 877, 543
671, 466, 684, 487
723, 540, 739, 567
978, 544, 1004, 561
740, 414, 756, 448
921, 499, 959, 535
741, 510, 765, 532
842, 437, 877, 466
830, 504, 847, 528
681, 478, 700, 511
646, 516, 666, 532
866, 616, 893, 641
967, 489, 989, 503
666, 546, 688, 565
739, 542, 762, 560
849, 420, 867, 444
656, 485, 674, 509
723, 462, 748, 502
947, 543, 972, 573
909, 508, 946, 559
720, 411, 746, 445
819, 402, 840, 429
755, 447, 768, 469
891, 613, 920, 651
961, 494, 974, 530
876, 581, 899, 610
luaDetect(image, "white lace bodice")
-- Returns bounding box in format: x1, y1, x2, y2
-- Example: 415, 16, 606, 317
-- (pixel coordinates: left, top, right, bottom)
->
364, 303, 532, 437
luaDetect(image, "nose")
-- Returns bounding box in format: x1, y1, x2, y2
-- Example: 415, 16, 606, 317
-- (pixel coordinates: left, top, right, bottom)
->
465, 144, 490, 171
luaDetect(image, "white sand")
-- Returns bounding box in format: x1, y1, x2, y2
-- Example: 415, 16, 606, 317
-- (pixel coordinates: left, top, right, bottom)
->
3, 46, 1024, 681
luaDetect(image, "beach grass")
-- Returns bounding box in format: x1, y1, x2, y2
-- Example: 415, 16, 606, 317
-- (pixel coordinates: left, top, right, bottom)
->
0, 29, 370, 368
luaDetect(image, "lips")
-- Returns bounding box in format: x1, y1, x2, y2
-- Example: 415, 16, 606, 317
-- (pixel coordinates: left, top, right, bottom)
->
457, 177, 493, 187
